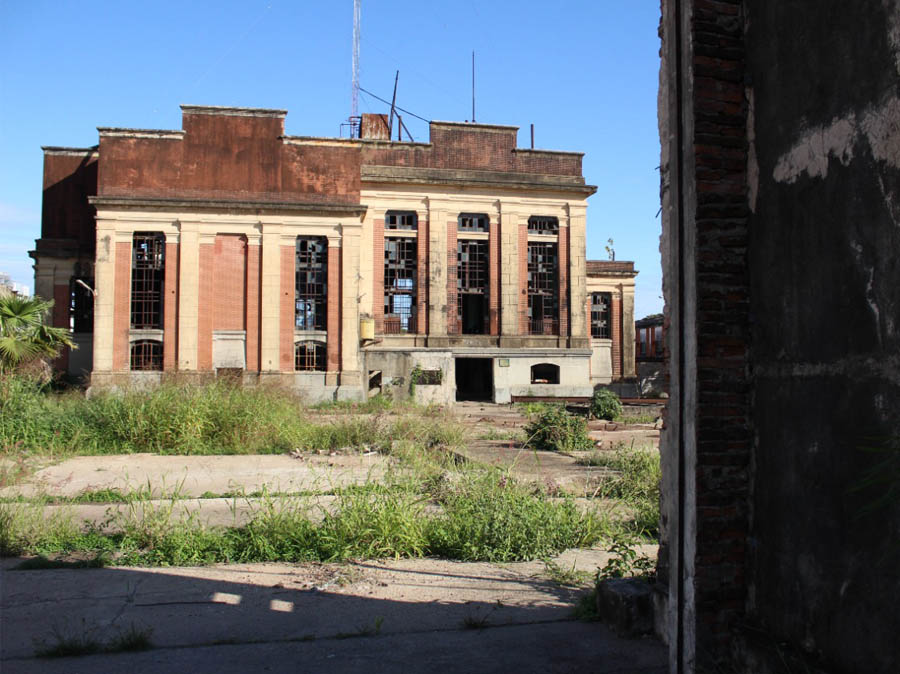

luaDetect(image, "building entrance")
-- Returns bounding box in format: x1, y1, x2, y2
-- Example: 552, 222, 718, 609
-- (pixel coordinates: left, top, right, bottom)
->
455, 358, 493, 401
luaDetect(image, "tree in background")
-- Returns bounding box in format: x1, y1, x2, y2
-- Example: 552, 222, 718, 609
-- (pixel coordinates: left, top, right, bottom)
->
0, 293, 74, 377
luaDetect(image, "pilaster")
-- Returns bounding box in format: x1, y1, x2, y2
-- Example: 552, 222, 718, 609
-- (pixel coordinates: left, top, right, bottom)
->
92, 222, 116, 372
177, 222, 200, 370
259, 224, 282, 371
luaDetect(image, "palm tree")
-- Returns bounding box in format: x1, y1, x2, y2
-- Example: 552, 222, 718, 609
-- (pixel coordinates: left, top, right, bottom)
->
0, 292, 75, 375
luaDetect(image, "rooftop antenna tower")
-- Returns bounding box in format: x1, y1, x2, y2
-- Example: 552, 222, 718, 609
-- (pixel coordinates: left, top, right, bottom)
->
352, 0, 361, 125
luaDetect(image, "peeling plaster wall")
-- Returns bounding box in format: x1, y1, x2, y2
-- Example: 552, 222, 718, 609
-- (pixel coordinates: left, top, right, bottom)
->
744, 1, 900, 671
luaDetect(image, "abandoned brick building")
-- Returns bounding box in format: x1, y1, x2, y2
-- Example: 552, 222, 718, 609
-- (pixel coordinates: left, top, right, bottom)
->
32, 105, 636, 402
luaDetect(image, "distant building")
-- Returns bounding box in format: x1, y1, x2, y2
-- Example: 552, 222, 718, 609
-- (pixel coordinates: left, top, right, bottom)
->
32, 104, 634, 401
635, 313, 664, 396
0, 272, 29, 297
585, 260, 637, 385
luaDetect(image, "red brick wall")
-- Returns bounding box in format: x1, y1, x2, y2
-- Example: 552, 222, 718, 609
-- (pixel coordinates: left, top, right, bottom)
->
326, 245, 340, 371
212, 235, 247, 331
245, 244, 260, 371
558, 226, 569, 337
359, 125, 582, 177
611, 295, 622, 379
52, 284, 70, 372
279, 245, 294, 371
373, 219, 384, 333
98, 111, 362, 205
113, 241, 131, 371
446, 222, 458, 332
489, 218, 499, 335
518, 225, 529, 334
416, 225, 428, 334
585, 297, 592, 339
40, 152, 98, 250
163, 241, 178, 370
197, 243, 214, 371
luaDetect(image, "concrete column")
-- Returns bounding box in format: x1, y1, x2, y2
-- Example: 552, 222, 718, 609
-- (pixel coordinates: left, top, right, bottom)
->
568, 206, 588, 345
92, 221, 116, 372
259, 224, 283, 372
177, 222, 200, 371
245, 233, 261, 372
428, 204, 448, 336
163, 233, 180, 371
337, 225, 363, 400
499, 208, 519, 336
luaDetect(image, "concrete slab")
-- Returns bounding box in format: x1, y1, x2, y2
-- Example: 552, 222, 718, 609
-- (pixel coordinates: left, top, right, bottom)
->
1, 555, 665, 672
1, 453, 390, 499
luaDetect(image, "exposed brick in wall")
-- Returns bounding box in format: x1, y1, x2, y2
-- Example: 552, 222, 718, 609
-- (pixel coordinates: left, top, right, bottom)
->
245, 244, 260, 372
98, 111, 361, 205
279, 246, 294, 372
558, 227, 569, 337
489, 218, 500, 335
113, 241, 131, 371
197, 243, 214, 371
446, 223, 458, 332
326, 245, 340, 371
611, 295, 622, 379
373, 219, 384, 333
518, 225, 529, 334
163, 242, 178, 370
689, 0, 751, 658
585, 297, 592, 339
212, 235, 247, 331
52, 284, 70, 372
359, 125, 582, 177
417, 225, 428, 335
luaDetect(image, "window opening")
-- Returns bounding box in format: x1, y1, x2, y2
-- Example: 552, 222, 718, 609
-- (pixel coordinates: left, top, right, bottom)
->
527, 216, 559, 235
384, 237, 417, 333
527, 242, 558, 335
530, 363, 560, 384
69, 277, 94, 332
295, 341, 326, 371
456, 239, 488, 334
131, 233, 165, 329
385, 211, 418, 230
130, 339, 163, 371
590, 292, 611, 338
458, 213, 489, 232
295, 237, 327, 331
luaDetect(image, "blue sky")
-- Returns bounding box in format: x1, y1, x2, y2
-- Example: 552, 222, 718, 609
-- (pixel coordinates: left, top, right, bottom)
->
0, 1, 662, 318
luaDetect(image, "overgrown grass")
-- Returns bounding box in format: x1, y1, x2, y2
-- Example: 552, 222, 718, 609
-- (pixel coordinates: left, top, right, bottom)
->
589, 443, 661, 537
2, 465, 607, 566
0, 376, 462, 458
523, 404, 594, 453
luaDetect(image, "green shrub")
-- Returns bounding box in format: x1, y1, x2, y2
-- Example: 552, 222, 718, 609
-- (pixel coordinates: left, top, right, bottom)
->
591, 389, 623, 421
524, 405, 594, 453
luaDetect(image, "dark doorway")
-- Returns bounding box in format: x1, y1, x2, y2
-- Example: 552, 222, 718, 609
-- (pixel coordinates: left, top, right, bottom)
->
455, 357, 493, 401
460, 294, 486, 334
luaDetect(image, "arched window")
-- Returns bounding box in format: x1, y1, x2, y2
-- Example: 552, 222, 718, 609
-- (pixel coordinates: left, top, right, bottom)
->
131, 340, 163, 371
295, 341, 326, 371
530, 363, 560, 384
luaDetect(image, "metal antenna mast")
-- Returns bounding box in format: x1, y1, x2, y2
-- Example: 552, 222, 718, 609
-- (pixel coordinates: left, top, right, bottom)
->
352, 0, 361, 121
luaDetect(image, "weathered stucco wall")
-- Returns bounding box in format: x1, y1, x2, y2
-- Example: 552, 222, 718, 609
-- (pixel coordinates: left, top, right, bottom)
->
743, 2, 900, 671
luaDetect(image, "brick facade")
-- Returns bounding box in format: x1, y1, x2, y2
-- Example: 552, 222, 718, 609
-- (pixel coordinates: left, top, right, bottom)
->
446, 222, 458, 332
245, 243, 260, 372
326, 245, 340, 371
163, 241, 178, 370
197, 243, 214, 371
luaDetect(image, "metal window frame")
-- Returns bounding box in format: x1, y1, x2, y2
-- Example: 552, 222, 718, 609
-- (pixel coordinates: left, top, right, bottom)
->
295, 237, 328, 331
131, 232, 165, 330
294, 340, 326, 371
457, 213, 489, 232
384, 210, 418, 230
383, 236, 417, 333
590, 291, 612, 339
456, 239, 489, 334
130, 339, 163, 371
527, 242, 559, 335
527, 215, 559, 235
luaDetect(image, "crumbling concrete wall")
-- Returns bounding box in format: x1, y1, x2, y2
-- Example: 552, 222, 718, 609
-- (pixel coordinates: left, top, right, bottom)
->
742, 2, 900, 671
659, 0, 900, 672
